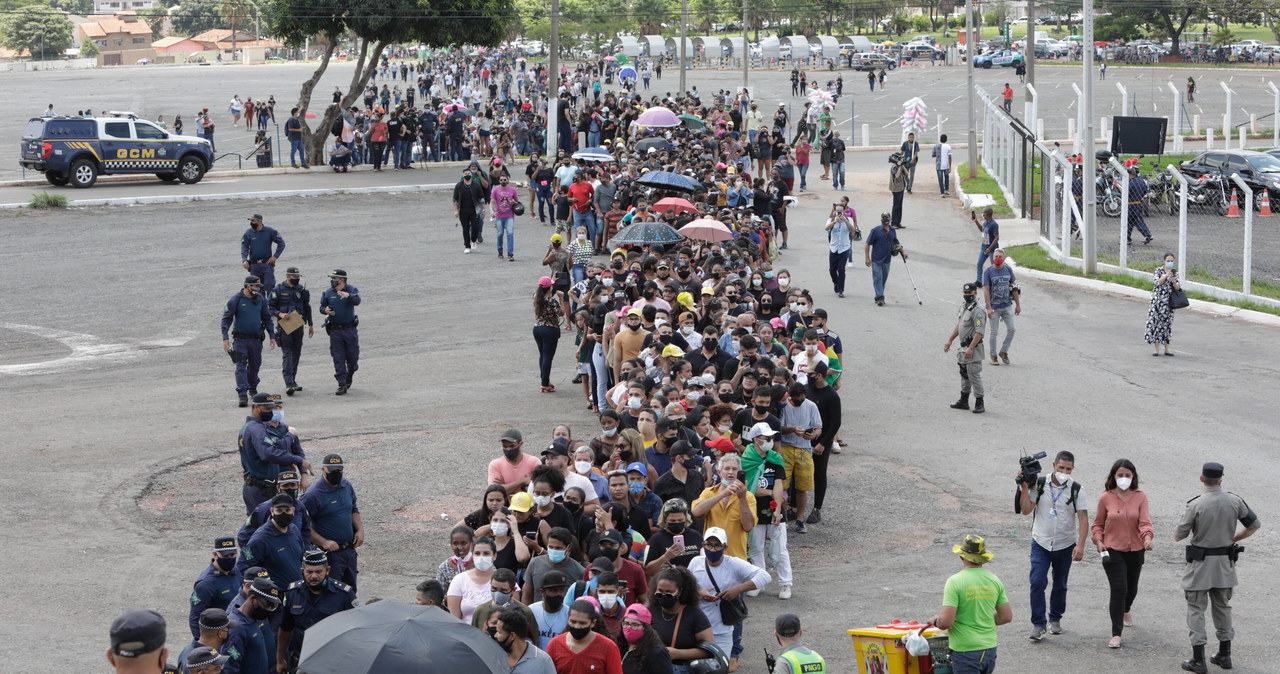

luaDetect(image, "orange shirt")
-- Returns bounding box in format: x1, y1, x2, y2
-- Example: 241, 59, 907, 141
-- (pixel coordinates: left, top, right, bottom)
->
1091, 489, 1154, 552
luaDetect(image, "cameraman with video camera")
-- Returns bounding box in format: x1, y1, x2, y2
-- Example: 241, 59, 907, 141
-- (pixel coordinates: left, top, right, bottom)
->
1017, 451, 1089, 642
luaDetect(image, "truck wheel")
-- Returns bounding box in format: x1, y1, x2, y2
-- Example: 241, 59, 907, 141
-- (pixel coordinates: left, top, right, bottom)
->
178, 156, 206, 184
70, 159, 98, 188
45, 170, 69, 186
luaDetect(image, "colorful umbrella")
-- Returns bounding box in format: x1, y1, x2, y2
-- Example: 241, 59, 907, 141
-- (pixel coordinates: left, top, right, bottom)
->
572, 147, 613, 162
635, 138, 671, 153
619, 66, 638, 80
616, 54, 629, 64
636, 106, 681, 127
603, 55, 618, 62
635, 169, 699, 192
609, 221, 686, 247
679, 114, 706, 130
654, 197, 698, 215
679, 218, 735, 242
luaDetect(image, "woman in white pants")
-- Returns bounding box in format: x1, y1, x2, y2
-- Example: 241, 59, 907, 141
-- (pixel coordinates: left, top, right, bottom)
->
740, 426, 794, 599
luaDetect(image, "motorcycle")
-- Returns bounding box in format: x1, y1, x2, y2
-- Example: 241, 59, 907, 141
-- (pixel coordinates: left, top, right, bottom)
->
1180, 171, 1232, 216
1096, 163, 1122, 218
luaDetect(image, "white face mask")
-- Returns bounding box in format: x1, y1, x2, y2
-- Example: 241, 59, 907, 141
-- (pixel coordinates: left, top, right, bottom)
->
718, 424, 731, 433
473, 555, 495, 571
1116, 477, 1133, 491
490, 522, 509, 537
680, 326, 694, 335
779, 278, 790, 288
597, 592, 619, 609
602, 277, 614, 287
602, 426, 618, 437
533, 494, 553, 508
756, 439, 773, 451
628, 397, 642, 410
686, 391, 701, 401
575, 460, 593, 475
1054, 472, 1071, 485
789, 302, 801, 313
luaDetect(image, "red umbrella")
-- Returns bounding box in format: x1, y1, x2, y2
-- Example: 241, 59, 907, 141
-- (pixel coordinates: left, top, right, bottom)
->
653, 197, 698, 215
679, 218, 734, 243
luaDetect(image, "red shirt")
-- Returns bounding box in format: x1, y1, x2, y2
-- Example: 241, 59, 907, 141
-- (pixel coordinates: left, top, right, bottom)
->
1003, 87, 1013, 100
568, 182, 595, 213
581, 558, 648, 606
547, 632, 624, 674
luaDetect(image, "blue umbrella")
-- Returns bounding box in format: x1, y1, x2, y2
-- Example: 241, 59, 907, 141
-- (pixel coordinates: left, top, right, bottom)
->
619, 66, 637, 80
609, 221, 687, 247
572, 147, 613, 162
635, 170, 701, 193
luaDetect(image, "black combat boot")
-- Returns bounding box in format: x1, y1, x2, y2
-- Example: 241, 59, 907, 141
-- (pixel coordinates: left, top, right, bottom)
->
248, 388, 257, 396
286, 385, 296, 396
335, 384, 348, 396
949, 392, 970, 410
1210, 641, 1232, 670
1182, 645, 1208, 673
238, 394, 248, 408
972, 396, 985, 414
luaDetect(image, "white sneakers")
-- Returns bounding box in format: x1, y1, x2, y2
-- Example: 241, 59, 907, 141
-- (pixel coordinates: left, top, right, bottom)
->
464, 247, 472, 254
779, 585, 792, 600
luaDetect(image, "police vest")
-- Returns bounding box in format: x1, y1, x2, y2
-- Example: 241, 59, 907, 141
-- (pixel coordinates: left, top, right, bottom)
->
781, 649, 826, 674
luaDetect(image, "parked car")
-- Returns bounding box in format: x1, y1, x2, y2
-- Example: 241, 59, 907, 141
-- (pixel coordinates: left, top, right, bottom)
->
904, 44, 945, 60
853, 52, 898, 71
1180, 150, 1280, 202
974, 49, 1024, 68
20, 115, 213, 188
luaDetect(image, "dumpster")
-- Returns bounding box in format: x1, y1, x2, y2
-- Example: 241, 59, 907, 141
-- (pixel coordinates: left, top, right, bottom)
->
848, 621, 944, 674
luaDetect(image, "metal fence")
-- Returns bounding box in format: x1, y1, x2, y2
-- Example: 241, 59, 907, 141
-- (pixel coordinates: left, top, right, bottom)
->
976, 89, 1035, 218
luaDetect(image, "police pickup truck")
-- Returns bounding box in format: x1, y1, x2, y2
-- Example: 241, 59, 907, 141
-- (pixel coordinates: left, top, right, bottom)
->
20, 114, 214, 188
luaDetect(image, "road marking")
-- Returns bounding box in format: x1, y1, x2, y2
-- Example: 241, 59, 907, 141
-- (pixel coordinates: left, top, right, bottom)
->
0, 323, 198, 375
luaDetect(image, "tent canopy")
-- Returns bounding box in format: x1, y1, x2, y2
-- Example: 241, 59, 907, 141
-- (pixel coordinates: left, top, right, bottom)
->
808, 35, 841, 60
666, 37, 695, 60
781, 35, 809, 59
758, 36, 780, 60
724, 36, 746, 58
640, 35, 666, 58
610, 36, 641, 58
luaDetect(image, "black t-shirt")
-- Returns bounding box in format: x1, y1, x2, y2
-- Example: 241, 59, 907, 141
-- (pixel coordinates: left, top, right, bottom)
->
645, 528, 704, 568
530, 504, 574, 541
651, 606, 713, 663
750, 459, 787, 522
752, 189, 772, 217
494, 536, 522, 572
526, 162, 540, 179
653, 468, 706, 514
732, 410, 781, 440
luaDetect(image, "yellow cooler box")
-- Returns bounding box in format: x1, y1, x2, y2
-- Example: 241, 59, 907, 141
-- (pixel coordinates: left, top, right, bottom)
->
848, 621, 943, 674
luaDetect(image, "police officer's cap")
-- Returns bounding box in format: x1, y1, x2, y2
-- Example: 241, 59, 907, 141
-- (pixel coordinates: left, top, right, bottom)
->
276, 470, 300, 484
812, 308, 828, 319
249, 577, 283, 604
213, 537, 237, 553
269, 493, 295, 508
244, 275, 262, 286
328, 269, 348, 279
963, 282, 979, 294
302, 548, 330, 566
285, 266, 302, 276
186, 646, 231, 668
243, 566, 269, 583
1202, 462, 1224, 478
197, 608, 233, 631
775, 613, 802, 637
322, 453, 344, 468
251, 392, 281, 406
109, 609, 167, 658
248, 214, 264, 222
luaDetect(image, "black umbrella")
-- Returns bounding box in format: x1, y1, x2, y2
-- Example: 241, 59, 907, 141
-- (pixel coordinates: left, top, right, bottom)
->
609, 221, 687, 247
635, 170, 701, 193
636, 137, 671, 153
297, 601, 508, 674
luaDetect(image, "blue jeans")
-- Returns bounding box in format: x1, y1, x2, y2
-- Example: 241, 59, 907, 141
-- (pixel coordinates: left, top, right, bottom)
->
938, 167, 951, 194
871, 260, 890, 299
798, 163, 809, 189
494, 216, 515, 256
831, 160, 845, 188
950, 647, 997, 674
977, 247, 993, 284
289, 138, 306, 166
587, 131, 601, 148
536, 185, 554, 223
572, 209, 594, 239
1030, 542, 1075, 627
571, 263, 586, 285
731, 621, 743, 659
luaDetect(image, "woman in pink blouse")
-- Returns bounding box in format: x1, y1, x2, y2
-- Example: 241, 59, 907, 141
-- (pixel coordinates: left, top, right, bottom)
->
1091, 459, 1154, 649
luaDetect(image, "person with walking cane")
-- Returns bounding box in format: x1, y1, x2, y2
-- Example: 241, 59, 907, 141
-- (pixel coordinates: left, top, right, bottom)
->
864, 213, 905, 307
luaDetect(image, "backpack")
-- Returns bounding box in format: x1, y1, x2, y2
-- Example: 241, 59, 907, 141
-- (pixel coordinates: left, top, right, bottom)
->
331, 117, 342, 137
1031, 477, 1081, 520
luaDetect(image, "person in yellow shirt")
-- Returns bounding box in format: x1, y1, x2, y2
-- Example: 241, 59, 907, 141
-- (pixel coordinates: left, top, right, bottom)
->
691, 453, 757, 560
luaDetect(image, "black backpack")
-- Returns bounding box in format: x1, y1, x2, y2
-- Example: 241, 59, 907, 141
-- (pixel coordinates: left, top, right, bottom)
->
330, 117, 342, 137
1030, 476, 1081, 520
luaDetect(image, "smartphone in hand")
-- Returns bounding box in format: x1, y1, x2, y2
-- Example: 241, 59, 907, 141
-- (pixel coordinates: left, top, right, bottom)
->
673, 534, 685, 550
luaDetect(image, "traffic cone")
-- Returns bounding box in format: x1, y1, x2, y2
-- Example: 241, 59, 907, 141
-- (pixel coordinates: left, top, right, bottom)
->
1226, 189, 1241, 217
1261, 190, 1273, 217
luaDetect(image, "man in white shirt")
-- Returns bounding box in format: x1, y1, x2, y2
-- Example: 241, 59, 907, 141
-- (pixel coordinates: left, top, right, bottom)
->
688, 527, 771, 671
1018, 450, 1089, 641
932, 133, 954, 197
789, 328, 829, 386
535, 438, 600, 516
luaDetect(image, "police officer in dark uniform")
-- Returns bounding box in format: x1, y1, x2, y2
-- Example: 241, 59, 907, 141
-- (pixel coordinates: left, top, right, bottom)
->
275, 549, 357, 670
182, 645, 230, 674
1174, 462, 1261, 673
1126, 166, 1153, 245
268, 267, 313, 396
188, 537, 242, 638
222, 276, 276, 407
240, 214, 286, 296
319, 269, 361, 396
223, 577, 282, 674
237, 493, 305, 591
177, 610, 232, 674
236, 470, 312, 552
300, 453, 363, 591
944, 282, 986, 414
238, 393, 310, 514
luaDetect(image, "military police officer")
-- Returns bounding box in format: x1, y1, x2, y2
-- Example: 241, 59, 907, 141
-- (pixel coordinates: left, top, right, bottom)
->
300, 453, 364, 591
236, 470, 312, 551
223, 577, 282, 674
1174, 462, 1261, 674
236, 493, 305, 591
188, 537, 242, 638
269, 266, 313, 396
222, 276, 276, 407
319, 269, 361, 396
238, 393, 310, 514
275, 549, 357, 670
240, 214, 286, 296
944, 282, 986, 414
177, 609, 232, 674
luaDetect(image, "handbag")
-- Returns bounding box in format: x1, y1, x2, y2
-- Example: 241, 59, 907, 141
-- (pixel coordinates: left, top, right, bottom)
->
1168, 287, 1190, 310
705, 562, 749, 626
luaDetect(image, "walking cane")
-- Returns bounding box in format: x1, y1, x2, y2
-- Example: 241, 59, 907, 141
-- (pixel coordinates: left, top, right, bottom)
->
899, 252, 923, 305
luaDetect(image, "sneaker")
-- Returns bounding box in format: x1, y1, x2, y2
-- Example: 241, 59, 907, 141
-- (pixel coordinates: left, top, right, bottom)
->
464, 247, 472, 254
795, 521, 808, 534
508, 255, 515, 261
806, 509, 821, 524
1048, 621, 1063, 635
779, 585, 792, 600
1029, 626, 1046, 641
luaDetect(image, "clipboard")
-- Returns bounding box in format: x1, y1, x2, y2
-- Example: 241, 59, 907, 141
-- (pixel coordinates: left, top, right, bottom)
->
277, 311, 304, 335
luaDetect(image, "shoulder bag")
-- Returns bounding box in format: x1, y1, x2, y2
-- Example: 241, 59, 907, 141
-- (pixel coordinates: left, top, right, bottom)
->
1168, 287, 1189, 310
705, 562, 749, 625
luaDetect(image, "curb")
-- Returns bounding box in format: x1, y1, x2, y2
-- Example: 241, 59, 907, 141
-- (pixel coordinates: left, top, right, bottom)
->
1011, 262, 1280, 328
0, 182, 456, 209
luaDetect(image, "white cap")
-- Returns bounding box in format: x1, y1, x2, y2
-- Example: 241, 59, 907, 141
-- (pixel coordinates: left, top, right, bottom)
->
703, 527, 729, 545
745, 422, 778, 441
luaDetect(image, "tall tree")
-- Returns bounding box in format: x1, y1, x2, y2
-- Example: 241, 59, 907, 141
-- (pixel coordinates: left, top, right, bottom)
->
1101, 0, 1200, 55
1, 3, 74, 58
631, 0, 673, 36
140, 6, 169, 36
171, 0, 224, 36
47, 0, 91, 14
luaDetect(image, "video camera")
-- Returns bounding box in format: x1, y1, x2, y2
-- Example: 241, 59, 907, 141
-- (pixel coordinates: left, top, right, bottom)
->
1016, 451, 1048, 485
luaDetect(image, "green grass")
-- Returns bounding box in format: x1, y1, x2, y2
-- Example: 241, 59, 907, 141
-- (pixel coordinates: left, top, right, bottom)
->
957, 162, 1014, 216
28, 192, 66, 209
1006, 243, 1280, 315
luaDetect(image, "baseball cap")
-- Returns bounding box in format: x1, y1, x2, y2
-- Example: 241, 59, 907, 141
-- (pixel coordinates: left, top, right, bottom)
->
213, 537, 237, 554
703, 527, 729, 545
625, 604, 653, 625
812, 308, 828, 319
244, 275, 262, 285
186, 646, 230, 668
775, 613, 802, 637
501, 428, 523, 443
328, 269, 348, 279
625, 462, 648, 477
250, 392, 281, 406
538, 276, 554, 288
285, 266, 302, 276
963, 282, 978, 294
542, 437, 570, 457
322, 453, 344, 469
541, 569, 570, 588
600, 528, 625, 545
248, 214, 263, 222
109, 609, 167, 658
1202, 462, 1224, 478
551, 233, 563, 243
249, 577, 283, 604
661, 345, 685, 358
276, 470, 300, 485
242, 567, 269, 583
627, 307, 642, 317
705, 437, 735, 453
197, 608, 232, 631
269, 493, 295, 508
669, 440, 696, 457
589, 556, 614, 573
745, 422, 779, 441
509, 492, 534, 513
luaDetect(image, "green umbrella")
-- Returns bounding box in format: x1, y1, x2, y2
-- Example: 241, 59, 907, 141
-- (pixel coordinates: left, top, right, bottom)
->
679, 114, 706, 130
615, 53, 629, 64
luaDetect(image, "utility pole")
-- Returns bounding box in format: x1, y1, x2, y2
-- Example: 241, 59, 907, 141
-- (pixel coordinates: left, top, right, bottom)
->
1025, 0, 1034, 94
548, 0, 560, 156
742, 0, 749, 91
1082, 0, 1097, 273
966, 0, 976, 178
679, 0, 688, 94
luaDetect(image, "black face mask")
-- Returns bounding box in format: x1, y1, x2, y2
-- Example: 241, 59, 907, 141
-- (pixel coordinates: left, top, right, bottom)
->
257, 410, 274, 422
642, 290, 655, 300
754, 404, 772, 414
666, 521, 686, 534
272, 511, 294, 528
655, 592, 679, 610
963, 293, 976, 305
568, 625, 592, 640
542, 594, 565, 612
281, 488, 299, 501
288, 278, 299, 286
618, 449, 632, 462
564, 501, 582, 514
682, 458, 700, 470
497, 633, 515, 652
486, 626, 498, 637
330, 280, 341, 289
324, 470, 343, 485
503, 447, 522, 461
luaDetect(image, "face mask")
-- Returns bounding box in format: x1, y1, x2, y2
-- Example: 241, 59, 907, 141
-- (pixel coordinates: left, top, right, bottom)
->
764, 271, 775, 279
575, 460, 593, 475
602, 427, 618, 438
324, 470, 343, 485
272, 511, 294, 528
542, 594, 565, 612
1165, 261, 1175, 269
681, 326, 695, 336
618, 449, 632, 462
1054, 472, 1071, 485
779, 278, 790, 288
568, 625, 592, 640
564, 500, 582, 513
503, 447, 522, 461
654, 592, 678, 610
1116, 477, 1133, 491
486, 625, 499, 637
963, 293, 976, 305
754, 404, 771, 414
704, 548, 725, 563
548, 548, 568, 563
789, 302, 801, 313
281, 487, 298, 500
473, 555, 495, 571
492, 590, 513, 606
215, 556, 236, 572
718, 424, 731, 433
666, 521, 686, 534
491, 522, 509, 537
682, 457, 701, 470
624, 626, 646, 643
598, 546, 619, 561
757, 439, 773, 451
496, 633, 515, 652
752, 279, 762, 287
628, 481, 644, 495
257, 410, 274, 422
248, 287, 261, 298
627, 397, 642, 410
598, 592, 619, 609
331, 279, 341, 289
602, 277, 614, 287
533, 494, 552, 508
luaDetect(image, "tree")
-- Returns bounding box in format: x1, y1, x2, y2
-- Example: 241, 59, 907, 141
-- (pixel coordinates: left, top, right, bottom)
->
1094, 14, 1143, 42
171, 0, 224, 36
1101, 0, 1199, 55
0, 4, 75, 59
47, 0, 91, 13
80, 36, 99, 57
632, 0, 673, 36
140, 6, 169, 36
693, 0, 721, 32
